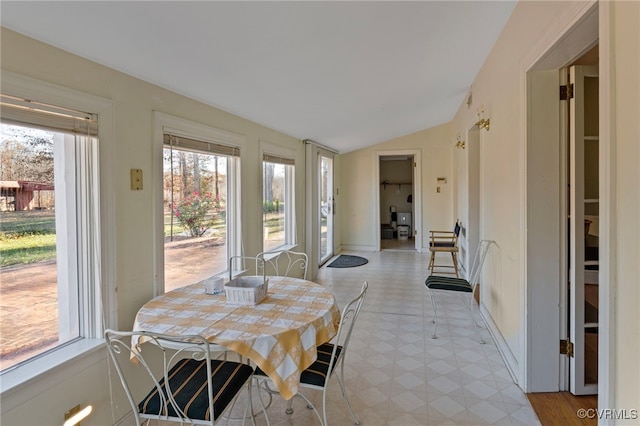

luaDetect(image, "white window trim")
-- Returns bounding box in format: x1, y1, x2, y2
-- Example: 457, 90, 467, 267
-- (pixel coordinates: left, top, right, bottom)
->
0, 72, 115, 401
153, 112, 245, 294
260, 141, 298, 251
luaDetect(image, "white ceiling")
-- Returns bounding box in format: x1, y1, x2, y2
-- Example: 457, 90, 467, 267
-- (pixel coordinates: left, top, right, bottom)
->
1, 1, 516, 153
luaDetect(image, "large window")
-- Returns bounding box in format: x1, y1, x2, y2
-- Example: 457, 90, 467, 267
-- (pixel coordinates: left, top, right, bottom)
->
0, 91, 105, 375
162, 130, 241, 292
262, 152, 295, 251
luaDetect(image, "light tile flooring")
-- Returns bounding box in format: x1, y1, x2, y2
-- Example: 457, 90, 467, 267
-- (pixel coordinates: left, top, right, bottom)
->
218, 250, 541, 426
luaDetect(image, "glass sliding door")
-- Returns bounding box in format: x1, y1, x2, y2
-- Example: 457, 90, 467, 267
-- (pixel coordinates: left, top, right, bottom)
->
319, 154, 333, 264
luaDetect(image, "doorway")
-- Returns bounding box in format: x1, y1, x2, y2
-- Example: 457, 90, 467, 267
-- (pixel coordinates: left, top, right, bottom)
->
379, 155, 414, 251
375, 150, 422, 252
319, 154, 334, 264
524, 2, 602, 400
304, 141, 337, 278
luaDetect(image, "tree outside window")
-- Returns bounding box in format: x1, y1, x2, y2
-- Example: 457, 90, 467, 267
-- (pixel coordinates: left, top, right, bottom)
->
263, 156, 294, 251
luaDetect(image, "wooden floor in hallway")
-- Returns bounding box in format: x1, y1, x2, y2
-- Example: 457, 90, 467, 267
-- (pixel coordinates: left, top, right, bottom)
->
527, 392, 597, 426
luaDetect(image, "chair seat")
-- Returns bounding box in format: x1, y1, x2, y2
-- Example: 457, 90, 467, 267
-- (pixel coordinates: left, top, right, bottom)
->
425, 275, 473, 293
255, 342, 342, 387
139, 358, 253, 421
429, 241, 456, 248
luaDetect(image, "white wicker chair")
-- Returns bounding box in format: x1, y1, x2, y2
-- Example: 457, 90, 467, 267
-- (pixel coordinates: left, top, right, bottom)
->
425, 239, 496, 343
105, 330, 265, 425
257, 250, 309, 280
254, 281, 368, 425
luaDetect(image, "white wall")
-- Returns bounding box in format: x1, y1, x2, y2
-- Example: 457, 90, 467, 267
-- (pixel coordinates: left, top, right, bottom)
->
449, 0, 592, 383
0, 28, 304, 425
448, 0, 639, 414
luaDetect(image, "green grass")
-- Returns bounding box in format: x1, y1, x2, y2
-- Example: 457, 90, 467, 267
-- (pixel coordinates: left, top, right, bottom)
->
1, 210, 56, 234
0, 233, 56, 266
163, 212, 227, 238
263, 215, 284, 232
0, 210, 57, 267
0, 209, 284, 266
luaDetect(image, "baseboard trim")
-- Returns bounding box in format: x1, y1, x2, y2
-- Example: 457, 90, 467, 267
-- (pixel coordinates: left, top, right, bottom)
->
339, 244, 377, 252
480, 303, 522, 387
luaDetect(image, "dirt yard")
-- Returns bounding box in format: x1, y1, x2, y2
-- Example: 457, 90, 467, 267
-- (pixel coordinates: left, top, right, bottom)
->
0, 237, 225, 370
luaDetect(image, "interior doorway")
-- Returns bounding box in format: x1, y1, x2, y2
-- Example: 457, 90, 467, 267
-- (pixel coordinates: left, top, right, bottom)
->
524, 2, 601, 401
379, 155, 414, 251
375, 150, 422, 252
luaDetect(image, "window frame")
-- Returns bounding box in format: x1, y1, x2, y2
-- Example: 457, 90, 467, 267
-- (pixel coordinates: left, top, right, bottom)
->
260, 141, 297, 251
0, 72, 115, 401
153, 112, 244, 295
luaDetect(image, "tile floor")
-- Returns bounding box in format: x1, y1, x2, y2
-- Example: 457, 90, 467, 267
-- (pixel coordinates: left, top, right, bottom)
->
216, 250, 541, 426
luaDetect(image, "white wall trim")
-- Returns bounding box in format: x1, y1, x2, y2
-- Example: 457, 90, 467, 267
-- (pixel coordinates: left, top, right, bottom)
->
340, 244, 377, 252
596, 2, 615, 421
518, 0, 601, 394
480, 304, 520, 385
0, 340, 105, 413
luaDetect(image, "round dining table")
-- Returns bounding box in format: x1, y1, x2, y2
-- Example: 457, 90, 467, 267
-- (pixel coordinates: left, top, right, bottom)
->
131, 276, 341, 400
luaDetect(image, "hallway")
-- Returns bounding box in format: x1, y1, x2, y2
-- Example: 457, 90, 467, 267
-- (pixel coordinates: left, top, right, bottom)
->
312, 250, 540, 425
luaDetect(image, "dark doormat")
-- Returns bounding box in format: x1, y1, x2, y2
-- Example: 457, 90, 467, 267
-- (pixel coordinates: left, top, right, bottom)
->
327, 255, 368, 268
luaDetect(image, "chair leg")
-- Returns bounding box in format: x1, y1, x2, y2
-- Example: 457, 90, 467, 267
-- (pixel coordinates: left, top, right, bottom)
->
336, 362, 361, 425
466, 294, 485, 344
246, 379, 256, 426
451, 252, 459, 278
291, 392, 323, 425
253, 379, 271, 426
429, 252, 435, 275
429, 289, 438, 339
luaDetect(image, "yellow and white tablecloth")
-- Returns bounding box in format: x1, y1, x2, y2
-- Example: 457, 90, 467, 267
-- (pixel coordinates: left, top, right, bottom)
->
132, 276, 340, 400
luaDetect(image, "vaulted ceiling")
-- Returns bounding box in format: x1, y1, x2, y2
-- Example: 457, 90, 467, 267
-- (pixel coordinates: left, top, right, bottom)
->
1, 1, 516, 153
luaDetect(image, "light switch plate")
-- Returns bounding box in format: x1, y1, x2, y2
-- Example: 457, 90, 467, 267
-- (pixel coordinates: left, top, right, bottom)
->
130, 169, 143, 190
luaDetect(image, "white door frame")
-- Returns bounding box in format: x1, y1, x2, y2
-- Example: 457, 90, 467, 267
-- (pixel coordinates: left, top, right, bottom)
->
305, 142, 337, 278
374, 150, 422, 252
319, 153, 334, 265
465, 125, 481, 275
520, 1, 611, 409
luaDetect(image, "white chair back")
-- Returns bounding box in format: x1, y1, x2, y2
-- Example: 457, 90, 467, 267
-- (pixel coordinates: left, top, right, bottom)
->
105, 330, 216, 426
257, 250, 309, 280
